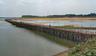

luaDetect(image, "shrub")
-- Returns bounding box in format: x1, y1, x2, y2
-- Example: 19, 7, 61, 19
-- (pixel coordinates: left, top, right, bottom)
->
69, 38, 96, 56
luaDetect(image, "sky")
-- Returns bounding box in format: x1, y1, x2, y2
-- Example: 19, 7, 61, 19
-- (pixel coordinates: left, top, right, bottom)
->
0, 0, 96, 17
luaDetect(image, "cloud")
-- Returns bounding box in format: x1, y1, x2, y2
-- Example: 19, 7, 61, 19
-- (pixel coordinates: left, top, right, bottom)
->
0, 0, 4, 5
0, 0, 96, 17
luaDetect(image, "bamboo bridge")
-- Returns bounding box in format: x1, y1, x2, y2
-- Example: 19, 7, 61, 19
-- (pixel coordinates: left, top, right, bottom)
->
5, 19, 96, 43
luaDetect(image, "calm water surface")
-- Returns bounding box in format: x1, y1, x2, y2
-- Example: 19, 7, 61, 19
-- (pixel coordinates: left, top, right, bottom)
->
0, 20, 67, 56
22, 20, 96, 27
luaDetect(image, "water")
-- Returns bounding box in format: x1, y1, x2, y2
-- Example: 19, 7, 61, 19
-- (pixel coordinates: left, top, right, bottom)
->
0, 20, 67, 56
64, 29, 96, 34
20, 20, 96, 34
0, 18, 5, 21
21, 20, 96, 27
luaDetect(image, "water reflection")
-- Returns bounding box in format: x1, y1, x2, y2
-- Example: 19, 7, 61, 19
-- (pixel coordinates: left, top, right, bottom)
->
0, 21, 67, 56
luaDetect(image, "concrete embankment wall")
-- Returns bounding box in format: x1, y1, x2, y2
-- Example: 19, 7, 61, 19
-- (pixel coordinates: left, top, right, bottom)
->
5, 19, 96, 42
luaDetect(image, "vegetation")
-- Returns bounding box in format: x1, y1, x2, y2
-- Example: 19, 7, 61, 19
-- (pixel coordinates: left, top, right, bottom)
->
22, 13, 96, 18
22, 15, 41, 18
69, 38, 96, 56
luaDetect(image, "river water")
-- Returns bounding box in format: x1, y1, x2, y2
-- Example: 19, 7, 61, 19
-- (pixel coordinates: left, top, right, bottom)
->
0, 20, 67, 56
22, 20, 96, 27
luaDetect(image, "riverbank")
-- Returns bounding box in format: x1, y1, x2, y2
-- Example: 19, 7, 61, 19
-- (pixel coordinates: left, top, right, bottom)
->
52, 25, 96, 30
29, 30, 71, 56
32, 30, 76, 48
6, 19, 76, 56
5, 18, 96, 56
6, 19, 79, 47
19, 17, 96, 21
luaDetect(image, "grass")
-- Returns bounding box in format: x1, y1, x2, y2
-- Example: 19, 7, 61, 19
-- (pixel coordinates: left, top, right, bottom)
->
68, 38, 96, 56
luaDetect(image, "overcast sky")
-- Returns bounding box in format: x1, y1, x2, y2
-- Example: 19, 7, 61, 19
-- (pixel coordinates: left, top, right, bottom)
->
0, 0, 96, 17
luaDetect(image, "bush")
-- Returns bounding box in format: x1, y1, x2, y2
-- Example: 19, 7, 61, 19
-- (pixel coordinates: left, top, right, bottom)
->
69, 38, 96, 56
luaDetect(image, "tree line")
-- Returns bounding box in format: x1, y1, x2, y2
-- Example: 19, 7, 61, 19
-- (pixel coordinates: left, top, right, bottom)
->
22, 13, 96, 18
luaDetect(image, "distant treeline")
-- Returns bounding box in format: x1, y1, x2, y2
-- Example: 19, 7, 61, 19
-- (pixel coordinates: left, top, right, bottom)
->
22, 15, 40, 18
22, 13, 96, 18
